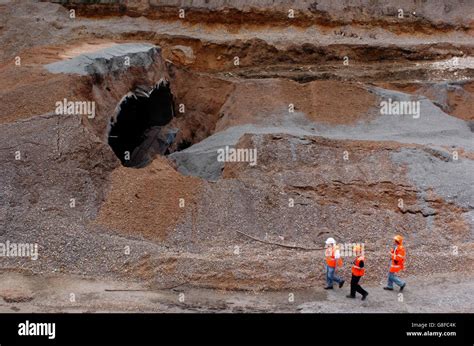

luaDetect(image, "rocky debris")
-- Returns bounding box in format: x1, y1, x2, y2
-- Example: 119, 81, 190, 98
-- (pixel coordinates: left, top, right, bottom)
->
231, 58, 474, 84
377, 81, 474, 122
0, 0, 472, 300
94, 156, 202, 241
51, 0, 474, 31
157, 132, 472, 289
391, 149, 474, 210
215, 80, 378, 129
170, 84, 474, 181
0, 64, 82, 124
165, 65, 234, 152
45, 43, 160, 76
1, 289, 34, 303
3, 2, 473, 72
0, 39, 174, 280
169, 45, 196, 66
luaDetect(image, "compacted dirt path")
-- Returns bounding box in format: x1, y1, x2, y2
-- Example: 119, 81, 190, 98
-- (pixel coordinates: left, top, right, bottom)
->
0, 271, 472, 313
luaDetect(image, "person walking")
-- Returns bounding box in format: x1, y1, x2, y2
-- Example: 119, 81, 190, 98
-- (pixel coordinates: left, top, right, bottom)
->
384, 235, 406, 291
346, 244, 368, 300
324, 237, 345, 289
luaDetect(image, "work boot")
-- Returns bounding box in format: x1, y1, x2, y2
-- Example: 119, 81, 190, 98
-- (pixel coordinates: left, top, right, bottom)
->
346, 295, 355, 299
324, 286, 334, 290
383, 287, 394, 291
361, 293, 368, 301
339, 280, 345, 288
400, 283, 406, 292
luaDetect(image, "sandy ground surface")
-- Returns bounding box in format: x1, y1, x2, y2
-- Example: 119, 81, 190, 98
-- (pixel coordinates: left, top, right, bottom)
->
0, 0, 473, 313
0, 271, 472, 313
94, 157, 202, 241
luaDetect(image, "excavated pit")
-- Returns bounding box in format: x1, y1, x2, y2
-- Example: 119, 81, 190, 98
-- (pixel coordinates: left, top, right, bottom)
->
0, 0, 473, 309
108, 80, 176, 167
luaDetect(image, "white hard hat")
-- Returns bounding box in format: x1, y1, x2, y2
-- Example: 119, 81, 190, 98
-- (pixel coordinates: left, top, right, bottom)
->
325, 237, 336, 245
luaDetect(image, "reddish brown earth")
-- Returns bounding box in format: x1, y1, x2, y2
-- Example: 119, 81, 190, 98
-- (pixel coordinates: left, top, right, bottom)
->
95, 157, 202, 241
377, 80, 474, 121
0, 0, 473, 312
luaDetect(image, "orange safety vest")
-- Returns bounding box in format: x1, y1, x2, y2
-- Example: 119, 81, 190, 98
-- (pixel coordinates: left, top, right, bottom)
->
352, 255, 365, 277
325, 246, 343, 268
390, 245, 406, 273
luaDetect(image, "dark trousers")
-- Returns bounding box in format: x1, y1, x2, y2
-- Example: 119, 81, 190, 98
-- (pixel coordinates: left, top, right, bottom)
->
350, 274, 368, 297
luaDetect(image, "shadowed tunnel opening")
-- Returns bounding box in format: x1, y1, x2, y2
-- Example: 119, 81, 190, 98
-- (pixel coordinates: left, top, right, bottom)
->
108, 80, 176, 167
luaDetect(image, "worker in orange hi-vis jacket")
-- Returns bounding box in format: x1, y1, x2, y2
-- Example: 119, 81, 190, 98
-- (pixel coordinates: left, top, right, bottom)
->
324, 237, 345, 290
346, 244, 368, 300
384, 235, 406, 291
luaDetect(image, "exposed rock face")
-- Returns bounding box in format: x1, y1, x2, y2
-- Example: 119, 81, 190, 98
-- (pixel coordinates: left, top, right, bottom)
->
51, 0, 474, 29
169, 45, 196, 66
0, 41, 173, 277
0, 0, 473, 299
45, 43, 159, 76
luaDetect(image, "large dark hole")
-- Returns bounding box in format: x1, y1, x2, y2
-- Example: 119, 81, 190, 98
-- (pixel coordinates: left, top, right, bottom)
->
108, 80, 176, 167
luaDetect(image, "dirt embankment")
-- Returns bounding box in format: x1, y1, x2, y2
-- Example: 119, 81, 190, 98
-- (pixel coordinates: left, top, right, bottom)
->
95, 157, 202, 241
49, 0, 473, 34
377, 80, 474, 121
0, 0, 472, 303
215, 80, 377, 130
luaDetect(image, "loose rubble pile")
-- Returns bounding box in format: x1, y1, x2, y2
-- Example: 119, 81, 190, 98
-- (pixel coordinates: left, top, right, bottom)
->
0, 0, 472, 312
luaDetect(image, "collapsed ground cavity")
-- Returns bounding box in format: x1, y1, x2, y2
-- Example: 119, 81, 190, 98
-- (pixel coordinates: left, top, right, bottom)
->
108, 79, 176, 167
